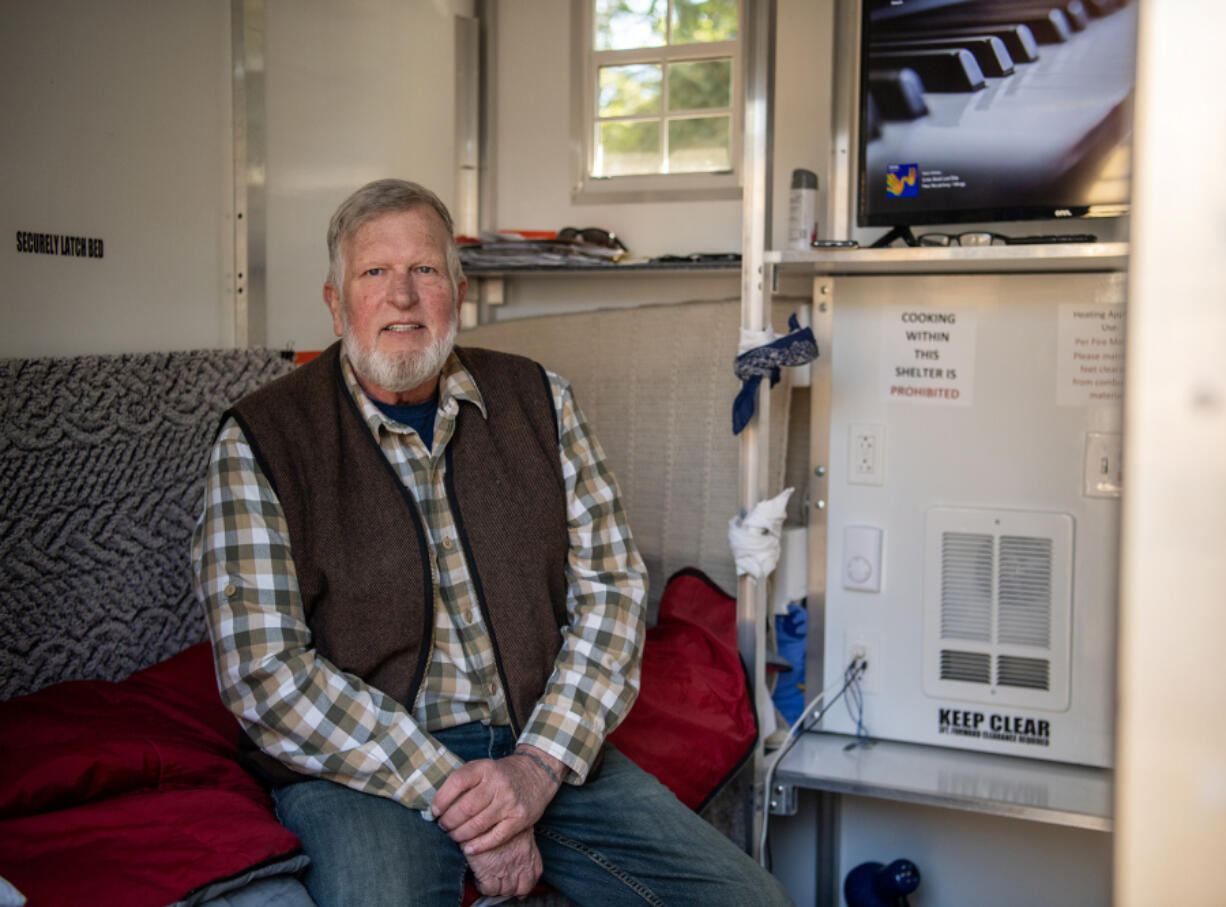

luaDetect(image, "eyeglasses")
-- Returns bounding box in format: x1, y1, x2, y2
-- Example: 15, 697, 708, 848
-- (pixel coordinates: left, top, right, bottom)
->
917, 231, 1008, 247
557, 226, 627, 252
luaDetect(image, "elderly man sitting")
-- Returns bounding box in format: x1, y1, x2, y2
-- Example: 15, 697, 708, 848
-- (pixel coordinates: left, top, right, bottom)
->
194, 177, 794, 907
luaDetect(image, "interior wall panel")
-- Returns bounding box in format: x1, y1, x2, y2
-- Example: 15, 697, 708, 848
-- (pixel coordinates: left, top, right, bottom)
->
261, 0, 470, 353
1, 0, 234, 358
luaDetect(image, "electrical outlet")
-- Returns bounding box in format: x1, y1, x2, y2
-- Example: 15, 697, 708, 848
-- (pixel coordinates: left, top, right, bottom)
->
844, 634, 878, 693
848, 423, 884, 486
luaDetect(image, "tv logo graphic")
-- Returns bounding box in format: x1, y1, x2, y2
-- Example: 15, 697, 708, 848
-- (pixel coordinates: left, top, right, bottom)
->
886, 163, 919, 198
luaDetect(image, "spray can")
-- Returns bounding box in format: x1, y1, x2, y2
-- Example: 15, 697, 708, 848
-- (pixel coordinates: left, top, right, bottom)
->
788, 168, 819, 250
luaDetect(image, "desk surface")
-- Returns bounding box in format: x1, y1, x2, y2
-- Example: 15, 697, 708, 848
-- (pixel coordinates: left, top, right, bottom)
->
774, 731, 1113, 832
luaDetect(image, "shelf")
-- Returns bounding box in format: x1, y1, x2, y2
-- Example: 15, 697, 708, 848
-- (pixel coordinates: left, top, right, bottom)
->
775, 731, 1113, 832
765, 242, 1128, 275
465, 259, 741, 277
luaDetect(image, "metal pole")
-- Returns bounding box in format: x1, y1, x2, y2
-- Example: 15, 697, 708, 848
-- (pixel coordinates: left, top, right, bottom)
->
739, 0, 776, 860
231, 0, 266, 348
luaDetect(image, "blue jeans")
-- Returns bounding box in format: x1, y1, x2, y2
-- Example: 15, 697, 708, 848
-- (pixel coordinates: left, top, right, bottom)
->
271, 723, 793, 907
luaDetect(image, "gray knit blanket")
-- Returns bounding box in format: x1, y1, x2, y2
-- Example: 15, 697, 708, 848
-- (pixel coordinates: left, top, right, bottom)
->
0, 348, 294, 700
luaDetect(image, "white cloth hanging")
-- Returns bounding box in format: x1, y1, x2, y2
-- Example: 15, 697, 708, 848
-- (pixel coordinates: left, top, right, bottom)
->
728, 488, 794, 579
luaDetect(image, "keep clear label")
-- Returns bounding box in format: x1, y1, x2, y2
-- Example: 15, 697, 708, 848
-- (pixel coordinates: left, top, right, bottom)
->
1057, 304, 1125, 406
938, 708, 1052, 749
882, 306, 976, 405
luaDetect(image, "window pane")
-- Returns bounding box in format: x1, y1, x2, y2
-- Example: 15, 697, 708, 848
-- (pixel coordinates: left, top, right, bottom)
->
671, 0, 738, 44
596, 121, 662, 176
598, 64, 662, 117
595, 0, 665, 51
668, 59, 731, 111
668, 115, 731, 173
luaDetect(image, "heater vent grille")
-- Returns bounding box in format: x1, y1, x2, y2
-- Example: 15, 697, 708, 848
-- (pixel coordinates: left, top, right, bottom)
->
997, 655, 1050, 690
925, 508, 1073, 712
940, 532, 993, 641
940, 649, 992, 684
998, 535, 1053, 647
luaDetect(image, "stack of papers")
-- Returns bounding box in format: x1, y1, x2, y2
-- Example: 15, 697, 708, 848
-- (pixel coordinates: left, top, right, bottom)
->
459, 231, 624, 269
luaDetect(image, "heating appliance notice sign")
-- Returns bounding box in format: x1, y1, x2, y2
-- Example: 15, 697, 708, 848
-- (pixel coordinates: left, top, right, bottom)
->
1057, 303, 1125, 407
881, 306, 976, 405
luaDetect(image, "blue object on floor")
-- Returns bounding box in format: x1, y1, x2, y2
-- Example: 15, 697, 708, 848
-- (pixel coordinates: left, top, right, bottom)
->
844, 858, 921, 907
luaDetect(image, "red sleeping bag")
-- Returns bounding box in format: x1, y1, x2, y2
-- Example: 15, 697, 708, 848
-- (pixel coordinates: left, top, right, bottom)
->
0, 642, 302, 907
608, 567, 757, 811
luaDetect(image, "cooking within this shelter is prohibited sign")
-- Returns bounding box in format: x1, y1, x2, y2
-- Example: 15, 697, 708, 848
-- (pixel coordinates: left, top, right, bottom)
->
881, 306, 977, 405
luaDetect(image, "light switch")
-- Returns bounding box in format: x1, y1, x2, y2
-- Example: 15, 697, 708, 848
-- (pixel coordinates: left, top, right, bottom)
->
1084, 432, 1122, 499
843, 525, 883, 592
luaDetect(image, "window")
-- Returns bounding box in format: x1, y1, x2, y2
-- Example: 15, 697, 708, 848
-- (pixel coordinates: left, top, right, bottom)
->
574, 0, 742, 202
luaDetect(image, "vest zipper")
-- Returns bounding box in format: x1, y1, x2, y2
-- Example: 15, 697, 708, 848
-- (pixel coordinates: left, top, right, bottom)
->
443, 448, 520, 738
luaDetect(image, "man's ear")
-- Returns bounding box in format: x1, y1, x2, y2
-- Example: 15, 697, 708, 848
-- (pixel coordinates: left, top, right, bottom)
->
324, 284, 344, 338
454, 277, 468, 317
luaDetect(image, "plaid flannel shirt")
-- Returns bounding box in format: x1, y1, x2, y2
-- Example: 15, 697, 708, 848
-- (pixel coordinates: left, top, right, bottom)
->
192, 350, 647, 813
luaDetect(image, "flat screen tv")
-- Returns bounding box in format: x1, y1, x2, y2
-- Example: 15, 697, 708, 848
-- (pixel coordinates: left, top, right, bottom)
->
856, 0, 1138, 230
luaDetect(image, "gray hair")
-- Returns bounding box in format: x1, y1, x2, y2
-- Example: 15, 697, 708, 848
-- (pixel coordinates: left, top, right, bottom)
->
326, 178, 465, 297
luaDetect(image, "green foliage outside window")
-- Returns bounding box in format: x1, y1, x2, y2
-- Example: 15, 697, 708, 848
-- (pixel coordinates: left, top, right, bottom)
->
591, 0, 737, 178
668, 59, 731, 111
599, 121, 663, 175
670, 0, 738, 43
599, 64, 663, 117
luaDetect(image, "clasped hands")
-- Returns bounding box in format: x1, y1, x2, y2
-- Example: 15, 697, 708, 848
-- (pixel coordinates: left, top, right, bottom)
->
431, 745, 565, 898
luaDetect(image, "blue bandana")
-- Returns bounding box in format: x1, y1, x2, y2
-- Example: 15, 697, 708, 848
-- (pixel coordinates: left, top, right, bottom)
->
732, 314, 819, 435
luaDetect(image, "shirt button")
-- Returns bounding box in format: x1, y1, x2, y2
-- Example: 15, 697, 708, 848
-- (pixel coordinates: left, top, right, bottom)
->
442, 536, 455, 550
223, 582, 237, 598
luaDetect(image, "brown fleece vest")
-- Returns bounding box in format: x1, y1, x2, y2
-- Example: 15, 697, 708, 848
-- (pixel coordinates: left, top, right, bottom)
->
228, 343, 569, 783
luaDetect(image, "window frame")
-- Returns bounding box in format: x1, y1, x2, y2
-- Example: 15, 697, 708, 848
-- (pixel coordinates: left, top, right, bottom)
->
570, 0, 744, 204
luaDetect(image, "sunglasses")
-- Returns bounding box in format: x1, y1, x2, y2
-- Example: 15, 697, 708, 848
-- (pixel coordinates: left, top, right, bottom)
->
557, 226, 627, 252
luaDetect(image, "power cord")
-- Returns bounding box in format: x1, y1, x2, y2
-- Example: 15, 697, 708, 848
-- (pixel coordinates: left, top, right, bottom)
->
843, 657, 870, 750
758, 655, 868, 867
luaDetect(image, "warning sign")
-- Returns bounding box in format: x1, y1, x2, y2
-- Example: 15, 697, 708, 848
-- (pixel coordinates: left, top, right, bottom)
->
15, 230, 104, 259
1057, 304, 1124, 407
882, 306, 976, 405
937, 708, 1051, 749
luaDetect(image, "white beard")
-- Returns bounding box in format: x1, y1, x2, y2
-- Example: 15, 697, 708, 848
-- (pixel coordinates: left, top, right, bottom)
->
340, 307, 458, 395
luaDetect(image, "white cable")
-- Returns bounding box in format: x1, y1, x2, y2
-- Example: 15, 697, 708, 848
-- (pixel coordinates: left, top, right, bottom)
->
757, 658, 867, 866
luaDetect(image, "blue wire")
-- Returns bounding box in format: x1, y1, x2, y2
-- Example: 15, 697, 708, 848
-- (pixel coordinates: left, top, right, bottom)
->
843, 660, 869, 746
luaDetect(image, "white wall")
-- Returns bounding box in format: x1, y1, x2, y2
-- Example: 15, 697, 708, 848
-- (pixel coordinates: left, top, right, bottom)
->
770, 0, 832, 247
0, 0, 470, 359
263, 0, 471, 352
1, 0, 234, 358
